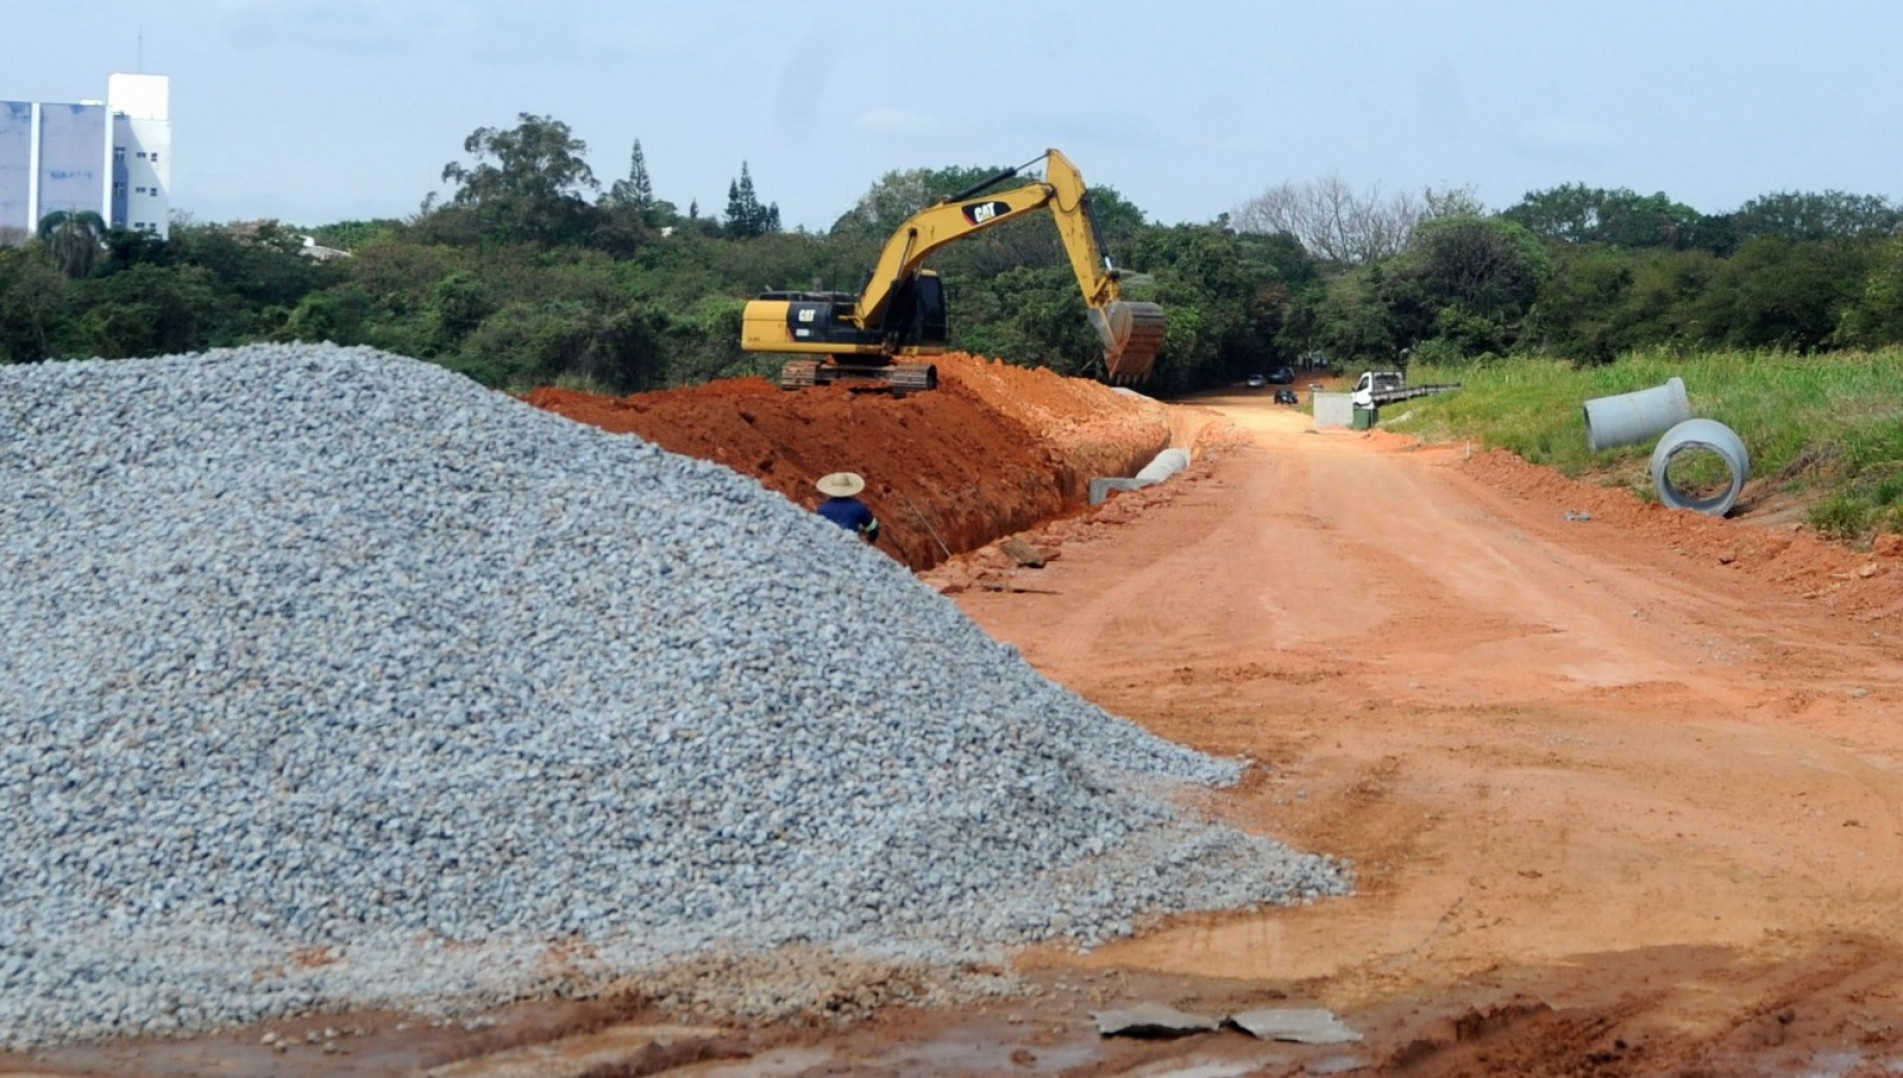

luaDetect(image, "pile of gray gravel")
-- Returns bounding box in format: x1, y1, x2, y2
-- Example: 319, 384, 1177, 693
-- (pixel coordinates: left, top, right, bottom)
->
0, 344, 1347, 1047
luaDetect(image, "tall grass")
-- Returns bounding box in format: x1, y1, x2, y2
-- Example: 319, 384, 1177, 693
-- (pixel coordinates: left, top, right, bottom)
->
1390, 348, 1903, 541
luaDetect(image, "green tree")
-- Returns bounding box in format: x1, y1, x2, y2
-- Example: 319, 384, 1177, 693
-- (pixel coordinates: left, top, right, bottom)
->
0, 253, 72, 362
953, 264, 1098, 376
1523, 245, 1635, 362
1732, 191, 1900, 242
425, 271, 495, 352
723, 162, 779, 238
606, 139, 657, 216
1680, 213, 1741, 256
1618, 249, 1719, 348
437, 113, 600, 246
1839, 233, 1903, 346
1131, 224, 1316, 384
1694, 236, 1871, 350
1384, 216, 1551, 358
447, 299, 666, 392
1502, 183, 1604, 244
1502, 185, 1699, 248
1597, 190, 1700, 248
595, 141, 662, 257
68, 263, 218, 357
165, 219, 345, 341
278, 284, 375, 345
1287, 267, 1399, 367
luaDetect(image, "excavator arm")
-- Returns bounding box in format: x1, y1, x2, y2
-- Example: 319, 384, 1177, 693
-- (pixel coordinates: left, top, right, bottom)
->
1041, 150, 1167, 382
741, 149, 1166, 390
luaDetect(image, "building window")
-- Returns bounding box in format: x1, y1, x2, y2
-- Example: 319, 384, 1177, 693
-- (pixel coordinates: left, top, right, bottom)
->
114, 146, 125, 159
113, 181, 126, 193
151, 153, 160, 163
136, 151, 147, 159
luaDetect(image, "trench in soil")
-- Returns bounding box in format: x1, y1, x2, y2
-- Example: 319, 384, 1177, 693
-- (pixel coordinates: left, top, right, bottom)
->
525, 353, 1207, 570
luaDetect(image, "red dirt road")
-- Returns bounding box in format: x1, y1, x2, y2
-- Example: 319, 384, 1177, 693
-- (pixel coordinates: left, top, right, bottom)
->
961, 391, 1903, 1074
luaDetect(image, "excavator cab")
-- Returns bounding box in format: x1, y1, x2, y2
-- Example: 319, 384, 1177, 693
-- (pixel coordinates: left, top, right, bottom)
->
745, 273, 946, 392
883, 272, 949, 352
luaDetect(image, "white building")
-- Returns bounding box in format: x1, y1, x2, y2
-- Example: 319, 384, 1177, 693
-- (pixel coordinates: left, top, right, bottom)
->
109, 74, 172, 239
0, 73, 171, 244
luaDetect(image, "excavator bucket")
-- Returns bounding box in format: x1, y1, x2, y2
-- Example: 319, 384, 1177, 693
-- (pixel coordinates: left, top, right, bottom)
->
1091, 300, 1168, 384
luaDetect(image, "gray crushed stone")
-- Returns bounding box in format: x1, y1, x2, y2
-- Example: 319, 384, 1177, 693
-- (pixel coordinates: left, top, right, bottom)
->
0, 344, 1349, 1047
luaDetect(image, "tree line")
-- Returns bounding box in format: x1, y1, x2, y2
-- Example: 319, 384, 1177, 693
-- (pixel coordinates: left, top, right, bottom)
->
3, 112, 1901, 396
1239, 179, 1903, 368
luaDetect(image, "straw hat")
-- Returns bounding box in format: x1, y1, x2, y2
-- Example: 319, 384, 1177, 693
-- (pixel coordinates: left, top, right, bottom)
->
815, 471, 865, 498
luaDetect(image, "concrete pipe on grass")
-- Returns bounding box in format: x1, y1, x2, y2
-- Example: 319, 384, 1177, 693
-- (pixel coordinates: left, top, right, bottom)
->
1650, 418, 1750, 516
1583, 377, 1692, 452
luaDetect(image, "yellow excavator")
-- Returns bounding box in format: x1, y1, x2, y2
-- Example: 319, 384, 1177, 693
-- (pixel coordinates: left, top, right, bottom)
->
740, 149, 1167, 392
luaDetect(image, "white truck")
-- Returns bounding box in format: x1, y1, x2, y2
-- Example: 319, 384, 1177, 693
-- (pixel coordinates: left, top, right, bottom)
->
1350, 370, 1461, 408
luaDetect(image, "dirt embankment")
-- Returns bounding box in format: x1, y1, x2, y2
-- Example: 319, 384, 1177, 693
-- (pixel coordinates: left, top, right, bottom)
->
1451, 438, 1903, 623
527, 354, 1202, 570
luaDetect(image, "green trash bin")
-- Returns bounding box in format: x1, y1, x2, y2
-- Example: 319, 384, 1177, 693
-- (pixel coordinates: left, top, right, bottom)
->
1351, 404, 1377, 430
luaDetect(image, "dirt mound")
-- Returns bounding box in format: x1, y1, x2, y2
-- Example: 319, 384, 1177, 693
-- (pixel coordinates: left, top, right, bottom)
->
525, 355, 1185, 570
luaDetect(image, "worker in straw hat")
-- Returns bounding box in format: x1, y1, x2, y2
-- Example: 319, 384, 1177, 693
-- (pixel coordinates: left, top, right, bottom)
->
813, 471, 880, 544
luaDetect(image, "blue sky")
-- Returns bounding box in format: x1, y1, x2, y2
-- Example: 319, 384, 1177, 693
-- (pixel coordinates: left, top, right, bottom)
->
12, 0, 1903, 230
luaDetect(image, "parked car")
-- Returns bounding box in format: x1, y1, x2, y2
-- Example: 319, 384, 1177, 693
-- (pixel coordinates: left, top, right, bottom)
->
1244, 373, 1268, 388
1268, 367, 1296, 384
1273, 388, 1300, 405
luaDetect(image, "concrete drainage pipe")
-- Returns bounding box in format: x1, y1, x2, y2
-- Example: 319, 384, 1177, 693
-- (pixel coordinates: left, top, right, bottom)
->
1583, 377, 1691, 452
1650, 418, 1750, 516
1088, 447, 1192, 506
1133, 448, 1191, 485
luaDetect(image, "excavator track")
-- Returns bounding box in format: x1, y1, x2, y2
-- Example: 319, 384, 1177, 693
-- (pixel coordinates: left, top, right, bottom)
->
1098, 300, 1168, 384
780, 359, 939, 395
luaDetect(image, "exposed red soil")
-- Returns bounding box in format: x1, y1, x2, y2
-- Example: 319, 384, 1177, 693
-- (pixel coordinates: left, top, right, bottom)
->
524, 354, 1186, 571
961, 396, 1903, 1076
1449, 437, 1903, 622
19, 384, 1903, 1077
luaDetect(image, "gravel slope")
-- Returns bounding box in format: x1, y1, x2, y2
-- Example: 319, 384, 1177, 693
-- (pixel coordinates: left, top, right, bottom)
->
0, 345, 1347, 1047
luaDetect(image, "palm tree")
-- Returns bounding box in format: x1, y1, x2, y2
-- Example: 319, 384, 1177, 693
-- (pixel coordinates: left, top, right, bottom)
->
36, 209, 109, 279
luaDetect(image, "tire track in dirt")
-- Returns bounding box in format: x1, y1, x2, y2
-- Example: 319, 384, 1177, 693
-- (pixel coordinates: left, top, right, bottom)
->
969, 391, 1903, 1073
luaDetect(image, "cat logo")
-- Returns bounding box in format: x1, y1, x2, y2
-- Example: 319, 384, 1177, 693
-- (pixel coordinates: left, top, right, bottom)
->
796, 308, 816, 323
963, 200, 1012, 225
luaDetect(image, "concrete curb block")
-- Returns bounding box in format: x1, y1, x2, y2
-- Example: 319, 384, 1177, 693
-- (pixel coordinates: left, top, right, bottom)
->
1089, 447, 1192, 506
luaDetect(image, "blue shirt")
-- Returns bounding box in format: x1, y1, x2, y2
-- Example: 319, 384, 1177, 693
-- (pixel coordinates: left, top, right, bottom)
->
816, 496, 876, 535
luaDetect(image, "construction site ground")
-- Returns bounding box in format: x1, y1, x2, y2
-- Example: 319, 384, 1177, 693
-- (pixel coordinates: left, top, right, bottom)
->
14, 365, 1903, 1077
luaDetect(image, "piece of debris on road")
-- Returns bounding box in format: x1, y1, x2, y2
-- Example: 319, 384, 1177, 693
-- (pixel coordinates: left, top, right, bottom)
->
1092, 1003, 1222, 1038
1227, 1007, 1362, 1044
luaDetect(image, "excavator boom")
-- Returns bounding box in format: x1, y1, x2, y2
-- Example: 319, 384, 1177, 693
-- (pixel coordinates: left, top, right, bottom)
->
740, 149, 1165, 390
